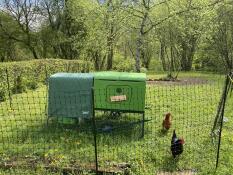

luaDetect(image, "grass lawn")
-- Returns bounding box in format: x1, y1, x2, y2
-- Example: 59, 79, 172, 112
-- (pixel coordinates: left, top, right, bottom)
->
0, 72, 232, 174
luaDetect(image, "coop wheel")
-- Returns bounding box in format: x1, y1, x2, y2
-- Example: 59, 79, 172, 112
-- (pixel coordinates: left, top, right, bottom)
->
110, 111, 121, 118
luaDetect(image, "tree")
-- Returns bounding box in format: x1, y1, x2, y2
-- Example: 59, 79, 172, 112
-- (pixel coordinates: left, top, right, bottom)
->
1, 0, 40, 59
212, 2, 233, 72
155, 0, 220, 74
126, 0, 154, 72
39, 0, 87, 59
175, 0, 203, 71
156, 17, 181, 79
73, 0, 108, 70
0, 12, 17, 62
126, 0, 200, 72
104, 0, 126, 70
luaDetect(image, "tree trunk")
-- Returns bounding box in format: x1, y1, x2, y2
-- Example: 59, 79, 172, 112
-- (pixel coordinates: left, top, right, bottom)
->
0, 56, 5, 62
124, 42, 127, 60
29, 46, 39, 59
144, 57, 150, 69
106, 20, 114, 70
93, 51, 100, 71
101, 55, 106, 70
180, 45, 194, 71
42, 43, 48, 58
106, 46, 113, 70
135, 11, 148, 73
160, 40, 167, 71
135, 35, 141, 72
170, 46, 175, 71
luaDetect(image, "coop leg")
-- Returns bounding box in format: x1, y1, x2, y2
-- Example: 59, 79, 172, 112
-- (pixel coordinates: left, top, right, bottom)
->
141, 112, 145, 138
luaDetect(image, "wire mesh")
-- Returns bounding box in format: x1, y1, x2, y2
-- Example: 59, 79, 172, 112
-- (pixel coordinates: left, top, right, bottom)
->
0, 71, 227, 174
0, 85, 96, 174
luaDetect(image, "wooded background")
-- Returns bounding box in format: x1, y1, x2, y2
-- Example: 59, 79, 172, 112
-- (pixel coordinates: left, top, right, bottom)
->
0, 0, 232, 76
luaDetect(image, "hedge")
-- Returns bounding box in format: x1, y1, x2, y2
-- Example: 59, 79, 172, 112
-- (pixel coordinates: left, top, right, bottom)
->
0, 59, 94, 102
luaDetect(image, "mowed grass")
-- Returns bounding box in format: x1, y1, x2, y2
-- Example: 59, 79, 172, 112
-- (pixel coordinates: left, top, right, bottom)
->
0, 72, 232, 174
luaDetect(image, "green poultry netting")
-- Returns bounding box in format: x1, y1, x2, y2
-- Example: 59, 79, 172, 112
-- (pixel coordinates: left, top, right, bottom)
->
0, 68, 232, 175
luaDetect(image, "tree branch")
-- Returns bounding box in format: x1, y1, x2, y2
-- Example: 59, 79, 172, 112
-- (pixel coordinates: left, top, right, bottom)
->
143, 0, 224, 34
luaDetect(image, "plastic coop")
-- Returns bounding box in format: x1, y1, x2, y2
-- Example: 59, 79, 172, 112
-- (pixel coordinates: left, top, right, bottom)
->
93, 71, 146, 113
93, 72, 147, 137
48, 73, 93, 124
47, 71, 147, 136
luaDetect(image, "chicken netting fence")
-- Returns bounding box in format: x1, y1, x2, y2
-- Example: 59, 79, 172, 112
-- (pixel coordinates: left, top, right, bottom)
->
0, 69, 232, 175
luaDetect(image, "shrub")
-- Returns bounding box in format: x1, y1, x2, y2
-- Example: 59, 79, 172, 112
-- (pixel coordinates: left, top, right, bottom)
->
148, 58, 164, 72
140, 67, 148, 73
113, 54, 135, 72
11, 75, 26, 94
26, 80, 38, 90
0, 59, 94, 95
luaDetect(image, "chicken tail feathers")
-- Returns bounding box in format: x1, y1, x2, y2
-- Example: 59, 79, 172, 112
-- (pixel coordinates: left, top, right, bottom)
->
172, 130, 177, 143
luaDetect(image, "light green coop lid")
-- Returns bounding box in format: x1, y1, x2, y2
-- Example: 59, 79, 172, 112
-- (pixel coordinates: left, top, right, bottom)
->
94, 71, 146, 82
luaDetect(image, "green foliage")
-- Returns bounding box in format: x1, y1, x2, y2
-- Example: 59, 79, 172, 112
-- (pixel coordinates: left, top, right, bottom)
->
11, 75, 26, 94
0, 89, 6, 102
0, 0, 232, 75
148, 58, 164, 72
0, 59, 94, 99
140, 67, 148, 73
25, 80, 38, 90
112, 54, 135, 72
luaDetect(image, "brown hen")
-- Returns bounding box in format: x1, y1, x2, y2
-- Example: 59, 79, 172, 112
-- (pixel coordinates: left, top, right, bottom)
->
162, 113, 172, 131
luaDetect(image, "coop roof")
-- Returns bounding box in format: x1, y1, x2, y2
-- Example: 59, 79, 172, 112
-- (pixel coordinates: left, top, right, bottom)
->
50, 73, 93, 80
49, 73, 94, 90
94, 71, 146, 82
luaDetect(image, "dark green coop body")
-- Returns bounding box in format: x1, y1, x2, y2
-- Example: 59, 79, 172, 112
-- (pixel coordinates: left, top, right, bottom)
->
94, 71, 146, 112
48, 73, 93, 120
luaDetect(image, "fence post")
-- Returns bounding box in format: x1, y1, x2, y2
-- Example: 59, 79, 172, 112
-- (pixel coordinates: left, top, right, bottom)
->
91, 88, 98, 174
216, 76, 230, 168
44, 65, 49, 124
44, 64, 49, 86
5, 68, 12, 109
66, 61, 70, 72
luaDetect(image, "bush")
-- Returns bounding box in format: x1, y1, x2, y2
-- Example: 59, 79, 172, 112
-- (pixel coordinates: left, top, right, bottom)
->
11, 75, 26, 94
26, 80, 38, 90
148, 58, 164, 72
140, 67, 148, 73
0, 59, 94, 95
112, 54, 135, 72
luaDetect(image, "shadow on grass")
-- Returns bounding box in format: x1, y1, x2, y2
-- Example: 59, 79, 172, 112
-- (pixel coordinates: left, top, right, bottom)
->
4, 112, 146, 147
0, 112, 150, 174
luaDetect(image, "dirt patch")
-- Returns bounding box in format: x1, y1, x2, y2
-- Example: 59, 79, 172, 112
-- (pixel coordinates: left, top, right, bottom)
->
147, 77, 209, 86
157, 170, 196, 175
0, 156, 129, 174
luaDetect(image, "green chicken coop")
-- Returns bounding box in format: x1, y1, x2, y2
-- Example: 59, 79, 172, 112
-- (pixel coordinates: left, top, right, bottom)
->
48, 73, 93, 124
93, 71, 146, 113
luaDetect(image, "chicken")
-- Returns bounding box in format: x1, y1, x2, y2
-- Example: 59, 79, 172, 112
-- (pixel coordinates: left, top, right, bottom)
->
171, 130, 185, 158
162, 113, 172, 131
